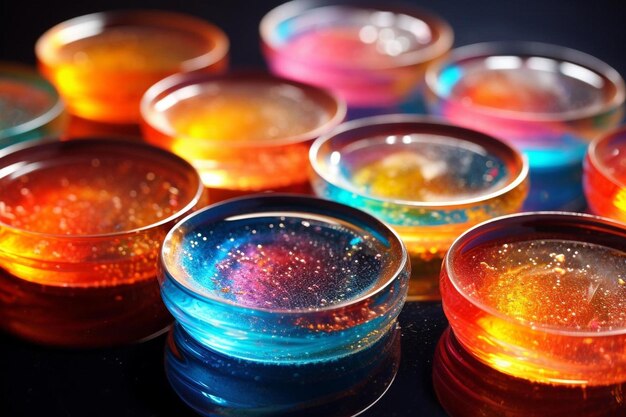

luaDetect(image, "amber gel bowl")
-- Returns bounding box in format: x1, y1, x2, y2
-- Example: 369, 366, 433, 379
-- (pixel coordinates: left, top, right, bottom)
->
36, 10, 229, 123
141, 72, 345, 199
0, 139, 206, 346
310, 115, 528, 300
441, 212, 626, 386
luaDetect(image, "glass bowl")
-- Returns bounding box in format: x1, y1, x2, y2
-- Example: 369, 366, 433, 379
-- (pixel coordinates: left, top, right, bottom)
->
425, 42, 625, 210
141, 72, 345, 199
36, 10, 229, 123
584, 127, 626, 222
0, 62, 66, 148
159, 194, 409, 364
260, 0, 453, 107
0, 138, 206, 346
309, 115, 528, 300
441, 212, 626, 386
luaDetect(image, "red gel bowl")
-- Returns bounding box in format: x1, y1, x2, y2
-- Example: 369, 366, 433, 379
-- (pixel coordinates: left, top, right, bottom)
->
441, 212, 626, 386
584, 127, 626, 222
0, 139, 206, 346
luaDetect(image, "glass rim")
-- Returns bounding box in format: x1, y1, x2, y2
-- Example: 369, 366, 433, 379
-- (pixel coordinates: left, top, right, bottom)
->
260, 0, 454, 71
160, 193, 409, 316
445, 211, 626, 337
425, 41, 626, 122
35, 9, 230, 73
587, 126, 626, 190
0, 137, 205, 241
309, 114, 529, 209
140, 70, 347, 148
0, 63, 65, 142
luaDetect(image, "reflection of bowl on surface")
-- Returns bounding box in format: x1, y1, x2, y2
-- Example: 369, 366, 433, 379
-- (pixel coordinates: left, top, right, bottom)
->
165, 322, 401, 416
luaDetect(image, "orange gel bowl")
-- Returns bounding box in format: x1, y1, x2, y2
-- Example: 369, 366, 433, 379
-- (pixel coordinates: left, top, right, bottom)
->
441, 212, 626, 386
0, 139, 206, 346
141, 72, 346, 199
36, 10, 229, 123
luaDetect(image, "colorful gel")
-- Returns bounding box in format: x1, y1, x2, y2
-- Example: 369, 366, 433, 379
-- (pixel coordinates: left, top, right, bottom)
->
261, 2, 452, 106
433, 329, 626, 417
0, 140, 205, 346
142, 73, 344, 193
426, 43, 625, 210
165, 323, 400, 417
0, 64, 65, 148
0, 140, 204, 287
175, 215, 387, 310
458, 240, 626, 332
585, 129, 626, 222
310, 117, 528, 300
1, 159, 185, 235
441, 213, 626, 386
345, 135, 509, 202
160, 195, 409, 364
37, 11, 228, 123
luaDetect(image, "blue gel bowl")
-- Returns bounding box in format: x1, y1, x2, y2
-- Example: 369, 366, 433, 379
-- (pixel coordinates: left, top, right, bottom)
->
165, 322, 401, 416
159, 194, 409, 364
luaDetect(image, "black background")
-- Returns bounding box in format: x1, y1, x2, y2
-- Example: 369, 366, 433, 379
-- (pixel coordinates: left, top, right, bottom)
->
1, 1, 626, 416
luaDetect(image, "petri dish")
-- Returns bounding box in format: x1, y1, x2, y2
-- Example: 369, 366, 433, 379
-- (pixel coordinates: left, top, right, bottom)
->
261, 0, 453, 107
426, 42, 625, 210
310, 115, 528, 300
0, 138, 207, 346
159, 194, 409, 364
36, 10, 229, 123
441, 212, 626, 385
141, 72, 345, 197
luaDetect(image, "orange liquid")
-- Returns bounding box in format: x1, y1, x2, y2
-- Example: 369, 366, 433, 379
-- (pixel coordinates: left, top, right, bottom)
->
0, 155, 199, 286
39, 25, 226, 123
144, 81, 331, 191
444, 238, 626, 385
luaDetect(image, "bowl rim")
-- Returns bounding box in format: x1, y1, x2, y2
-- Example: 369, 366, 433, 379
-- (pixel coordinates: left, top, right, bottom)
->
35, 9, 230, 73
425, 41, 626, 123
587, 126, 626, 190
160, 193, 409, 315
259, 0, 454, 71
140, 71, 347, 147
309, 114, 529, 209
0, 137, 205, 240
444, 211, 626, 337
0, 63, 65, 142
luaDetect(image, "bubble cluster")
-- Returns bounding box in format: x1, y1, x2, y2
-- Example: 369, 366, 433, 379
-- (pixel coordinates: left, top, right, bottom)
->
174, 215, 392, 310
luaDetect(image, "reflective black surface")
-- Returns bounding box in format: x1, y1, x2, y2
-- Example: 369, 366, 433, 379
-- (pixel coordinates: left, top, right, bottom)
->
0, 302, 448, 417
2, 0, 626, 415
